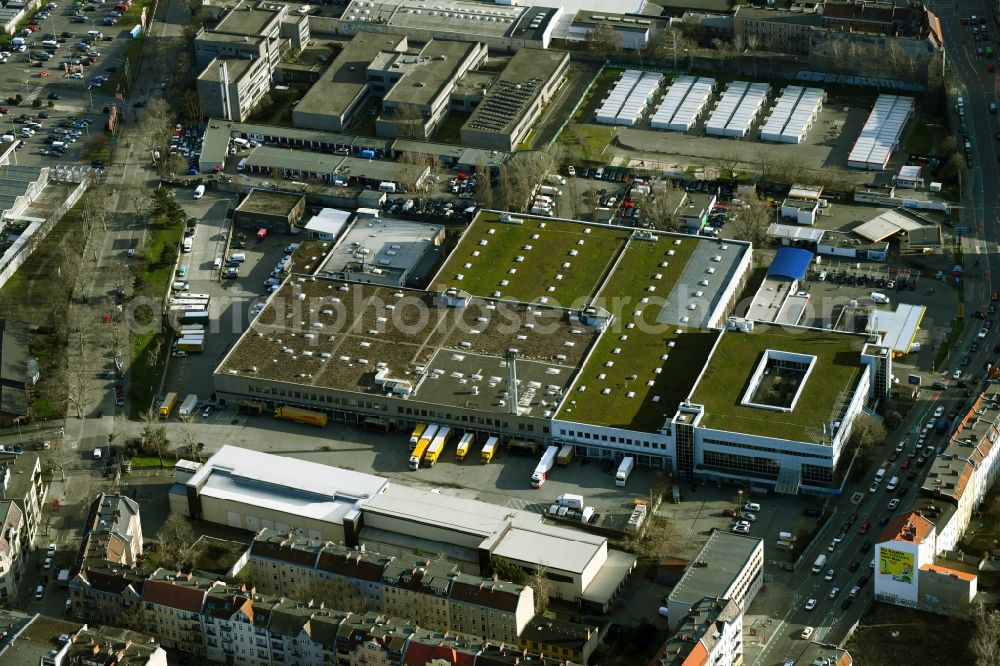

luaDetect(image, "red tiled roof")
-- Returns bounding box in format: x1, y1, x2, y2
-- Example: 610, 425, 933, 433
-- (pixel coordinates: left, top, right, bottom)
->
879, 512, 934, 545
681, 641, 710, 666
920, 563, 976, 582
142, 579, 207, 613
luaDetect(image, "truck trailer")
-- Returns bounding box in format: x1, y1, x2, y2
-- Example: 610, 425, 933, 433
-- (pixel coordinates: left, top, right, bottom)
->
177, 394, 198, 417
274, 406, 328, 427
409, 424, 438, 470
556, 444, 574, 466
423, 427, 451, 467
176, 337, 204, 352
615, 457, 636, 487
409, 423, 427, 450
481, 436, 498, 463
159, 392, 178, 418
530, 446, 559, 488
455, 432, 474, 461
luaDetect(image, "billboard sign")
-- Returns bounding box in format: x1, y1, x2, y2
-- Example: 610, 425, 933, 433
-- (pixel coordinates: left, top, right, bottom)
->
879, 547, 915, 584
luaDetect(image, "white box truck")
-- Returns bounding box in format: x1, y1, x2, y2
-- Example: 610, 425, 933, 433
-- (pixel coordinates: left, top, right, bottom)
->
177, 394, 199, 417
555, 493, 584, 510
812, 553, 828, 573
615, 457, 635, 487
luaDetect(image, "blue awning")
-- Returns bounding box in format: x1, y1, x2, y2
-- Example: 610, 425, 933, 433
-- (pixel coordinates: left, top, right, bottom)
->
767, 248, 813, 281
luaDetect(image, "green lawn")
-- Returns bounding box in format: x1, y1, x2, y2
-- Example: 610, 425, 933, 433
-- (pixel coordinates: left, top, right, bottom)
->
129, 455, 176, 468
558, 236, 712, 431
904, 117, 934, 156
555, 66, 619, 163
691, 324, 868, 442
101, 36, 146, 96
432, 212, 630, 306
432, 110, 471, 145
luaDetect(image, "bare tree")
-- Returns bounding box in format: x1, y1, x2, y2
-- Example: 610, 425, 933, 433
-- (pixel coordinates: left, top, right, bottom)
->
124, 185, 152, 223
971, 605, 1000, 666
642, 190, 681, 231
584, 23, 624, 55
728, 195, 772, 246
473, 156, 493, 208
528, 566, 552, 615
391, 105, 427, 140
653, 28, 695, 70
157, 514, 195, 571
850, 413, 888, 455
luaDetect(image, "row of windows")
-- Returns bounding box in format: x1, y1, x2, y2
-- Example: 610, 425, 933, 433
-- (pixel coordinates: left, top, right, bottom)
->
702, 437, 832, 461
703, 450, 780, 479
559, 428, 666, 449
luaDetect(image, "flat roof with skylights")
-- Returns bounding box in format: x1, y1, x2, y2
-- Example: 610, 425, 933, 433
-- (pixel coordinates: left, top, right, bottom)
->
431, 212, 631, 306
557, 234, 734, 432
690, 324, 868, 443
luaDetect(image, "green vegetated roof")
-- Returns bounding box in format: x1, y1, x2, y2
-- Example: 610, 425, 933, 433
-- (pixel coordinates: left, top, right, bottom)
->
433, 212, 630, 306
691, 324, 867, 443
559, 237, 716, 432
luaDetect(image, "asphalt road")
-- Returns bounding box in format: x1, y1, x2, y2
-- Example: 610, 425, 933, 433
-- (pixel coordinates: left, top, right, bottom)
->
750, 6, 1000, 664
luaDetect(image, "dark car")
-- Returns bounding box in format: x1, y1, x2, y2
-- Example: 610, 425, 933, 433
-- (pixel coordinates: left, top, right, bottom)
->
841, 598, 853, 610
860, 541, 872, 553
848, 560, 861, 572
858, 575, 870, 586
47, 92, 60, 100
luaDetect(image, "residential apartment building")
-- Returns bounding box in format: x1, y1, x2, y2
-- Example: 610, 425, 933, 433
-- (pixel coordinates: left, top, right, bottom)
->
141, 569, 214, 657
73, 565, 565, 665
667, 532, 764, 631
247, 529, 534, 643
80, 493, 143, 566
518, 617, 600, 665
0, 452, 45, 545
70, 564, 146, 625
0, 501, 25, 604
651, 597, 744, 666
55, 625, 169, 666
732, 6, 823, 55
821, 1, 927, 36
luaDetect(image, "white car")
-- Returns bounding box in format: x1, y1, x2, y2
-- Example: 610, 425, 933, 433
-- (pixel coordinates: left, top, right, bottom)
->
934, 406, 945, 417
953, 370, 962, 379
829, 587, 840, 599
46, 543, 56, 557
888, 498, 900, 510
740, 512, 756, 522
824, 569, 835, 581
734, 520, 751, 529
567, 165, 576, 176
804, 598, 817, 611
895, 442, 905, 452
800, 626, 814, 640
979, 328, 989, 339
43, 557, 52, 569
744, 502, 761, 512
732, 523, 750, 534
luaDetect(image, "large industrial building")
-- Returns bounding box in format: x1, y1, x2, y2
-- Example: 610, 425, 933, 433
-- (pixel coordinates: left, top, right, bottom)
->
212, 212, 891, 493
171, 445, 636, 610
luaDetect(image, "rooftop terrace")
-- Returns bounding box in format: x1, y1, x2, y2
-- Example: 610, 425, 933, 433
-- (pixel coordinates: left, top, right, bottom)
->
690, 324, 868, 443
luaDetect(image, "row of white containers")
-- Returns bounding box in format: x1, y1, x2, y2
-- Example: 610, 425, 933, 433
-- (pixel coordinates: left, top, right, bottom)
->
705, 81, 770, 138
846, 95, 915, 170
649, 75, 717, 132
595, 70, 663, 127
759, 86, 826, 144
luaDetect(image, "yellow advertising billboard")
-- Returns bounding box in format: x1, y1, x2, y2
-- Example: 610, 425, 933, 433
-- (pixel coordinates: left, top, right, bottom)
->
879, 547, 914, 584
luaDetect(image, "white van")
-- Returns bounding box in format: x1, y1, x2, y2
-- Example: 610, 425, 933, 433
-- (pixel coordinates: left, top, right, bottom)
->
182, 237, 193, 253
93, 448, 102, 460
41, 39, 58, 47
51, 141, 66, 150
193, 184, 205, 199
87, 30, 103, 39
229, 252, 246, 263
817, 271, 827, 281
378, 181, 397, 193
871, 292, 890, 304
232, 137, 250, 149
875, 468, 886, 482
1, 134, 14, 143
237, 158, 247, 172
10, 37, 24, 46
887, 476, 899, 491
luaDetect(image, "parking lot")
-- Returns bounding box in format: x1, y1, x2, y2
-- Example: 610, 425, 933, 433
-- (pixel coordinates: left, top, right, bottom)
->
0, 0, 143, 164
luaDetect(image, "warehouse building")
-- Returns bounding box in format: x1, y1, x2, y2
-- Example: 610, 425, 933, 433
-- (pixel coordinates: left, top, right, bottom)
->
460, 48, 570, 151
232, 189, 306, 234
239, 146, 431, 192
172, 446, 635, 611
213, 211, 887, 492
316, 216, 445, 288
